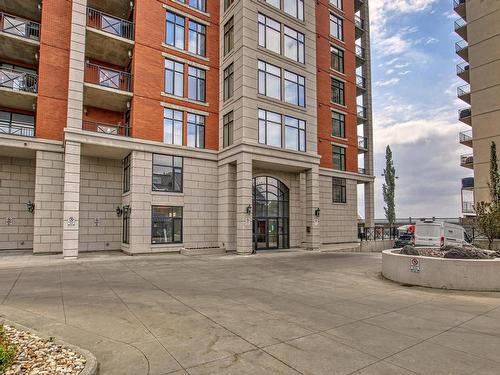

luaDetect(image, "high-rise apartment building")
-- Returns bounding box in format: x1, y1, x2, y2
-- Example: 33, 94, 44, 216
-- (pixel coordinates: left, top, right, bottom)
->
455, 0, 500, 214
0, 0, 374, 257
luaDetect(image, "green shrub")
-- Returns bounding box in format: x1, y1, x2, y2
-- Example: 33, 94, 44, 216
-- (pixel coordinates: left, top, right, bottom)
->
0, 325, 17, 372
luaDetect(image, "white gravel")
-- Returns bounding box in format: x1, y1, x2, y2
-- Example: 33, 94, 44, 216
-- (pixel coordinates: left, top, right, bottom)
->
2, 325, 86, 375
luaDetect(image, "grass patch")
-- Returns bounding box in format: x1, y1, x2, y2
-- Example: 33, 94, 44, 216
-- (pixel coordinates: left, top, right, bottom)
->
0, 324, 17, 372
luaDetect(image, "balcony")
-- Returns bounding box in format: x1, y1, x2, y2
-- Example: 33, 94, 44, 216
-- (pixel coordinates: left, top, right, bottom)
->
354, 15, 364, 39
83, 62, 133, 112
453, 0, 466, 20
82, 120, 130, 137
357, 105, 367, 124
462, 201, 474, 214
0, 111, 35, 138
454, 18, 467, 40
86, 7, 134, 66
355, 45, 365, 67
458, 107, 471, 125
356, 74, 366, 95
355, 0, 364, 12
0, 12, 40, 65
358, 136, 368, 153
358, 167, 366, 175
459, 130, 473, 147
457, 62, 469, 82
460, 153, 474, 169
455, 40, 468, 61
462, 177, 474, 191
0, 67, 38, 111
457, 84, 471, 104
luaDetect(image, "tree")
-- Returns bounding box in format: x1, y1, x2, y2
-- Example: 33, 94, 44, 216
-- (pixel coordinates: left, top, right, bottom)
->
383, 145, 396, 227
474, 141, 500, 249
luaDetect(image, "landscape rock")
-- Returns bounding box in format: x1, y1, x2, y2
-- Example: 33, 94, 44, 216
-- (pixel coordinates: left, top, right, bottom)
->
400, 245, 419, 255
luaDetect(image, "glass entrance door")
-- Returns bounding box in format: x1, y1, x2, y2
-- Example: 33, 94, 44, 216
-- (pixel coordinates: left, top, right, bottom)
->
252, 177, 290, 250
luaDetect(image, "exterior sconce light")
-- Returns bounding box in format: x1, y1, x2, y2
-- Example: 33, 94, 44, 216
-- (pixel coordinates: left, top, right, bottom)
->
130, 1, 134, 10
26, 201, 35, 214
314, 208, 321, 218
123, 205, 131, 216
246, 205, 252, 215
126, 101, 131, 109
116, 206, 123, 217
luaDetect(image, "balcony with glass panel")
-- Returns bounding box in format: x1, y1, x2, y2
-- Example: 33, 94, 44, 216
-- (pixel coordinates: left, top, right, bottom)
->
459, 130, 472, 147
0, 11, 40, 65
83, 61, 133, 112
355, 45, 365, 67
453, 0, 466, 20
358, 136, 368, 153
0, 65, 37, 112
460, 153, 473, 169
356, 74, 366, 96
357, 105, 367, 124
457, 62, 469, 83
458, 107, 471, 125
86, 6, 134, 66
457, 84, 470, 104
455, 40, 468, 62
454, 18, 467, 40
354, 15, 364, 39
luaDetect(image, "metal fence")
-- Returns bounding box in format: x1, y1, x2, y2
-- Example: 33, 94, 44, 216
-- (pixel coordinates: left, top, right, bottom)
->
359, 227, 398, 242
83, 120, 130, 137
84, 62, 132, 92
0, 67, 38, 93
87, 8, 134, 40
0, 12, 40, 41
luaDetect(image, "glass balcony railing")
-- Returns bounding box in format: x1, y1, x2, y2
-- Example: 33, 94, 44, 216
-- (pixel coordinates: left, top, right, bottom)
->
0, 12, 40, 41
459, 130, 472, 143
357, 105, 367, 119
355, 45, 366, 60
358, 136, 368, 149
455, 40, 468, 53
457, 62, 469, 75
356, 75, 366, 89
460, 153, 473, 167
87, 8, 134, 40
0, 67, 38, 93
457, 84, 470, 97
84, 62, 132, 92
454, 18, 466, 31
458, 107, 471, 120
354, 15, 364, 30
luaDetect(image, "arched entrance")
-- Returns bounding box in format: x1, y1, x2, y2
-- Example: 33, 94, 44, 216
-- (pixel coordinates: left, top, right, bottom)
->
253, 176, 290, 250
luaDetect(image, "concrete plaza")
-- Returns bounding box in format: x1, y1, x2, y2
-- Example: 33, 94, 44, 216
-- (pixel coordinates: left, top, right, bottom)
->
0, 250, 499, 374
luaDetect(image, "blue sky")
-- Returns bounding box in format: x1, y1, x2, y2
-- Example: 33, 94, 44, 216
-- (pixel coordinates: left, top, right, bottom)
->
367, 0, 472, 219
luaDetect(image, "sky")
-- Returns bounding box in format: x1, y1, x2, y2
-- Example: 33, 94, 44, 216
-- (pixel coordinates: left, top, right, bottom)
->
367, 0, 472, 219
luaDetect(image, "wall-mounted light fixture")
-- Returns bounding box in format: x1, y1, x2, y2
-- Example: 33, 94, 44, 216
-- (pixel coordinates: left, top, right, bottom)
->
26, 201, 35, 214
123, 205, 131, 216
126, 101, 131, 110
314, 208, 321, 218
246, 205, 252, 215
116, 206, 123, 217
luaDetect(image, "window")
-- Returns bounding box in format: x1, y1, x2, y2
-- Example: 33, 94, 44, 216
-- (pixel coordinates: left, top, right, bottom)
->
152, 154, 183, 192
332, 177, 346, 203
284, 70, 305, 107
258, 14, 281, 54
332, 111, 345, 138
265, 0, 281, 9
224, 0, 235, 11
187, 113, 205, 148
223, 112, 234, 148
330, 46, 344, 73
122, 206, 130, 244
259, 109, 282, 148
223, 63, 234, 101
163, 108, 183, 145
331, 78, 345, 105
152, 206, 183, 244
284, 0, 304, 21
166, 12, 185, 49
258, 60, 281, 100
188, 66, 206, 102
330, 0, 342, 9
284, 26, 304, 63
284, 116, 305, 151
224, 17, 234, 55
330, 14, 343, 40
188, 20, 206, 56
176, 0, 206, 12
333, 145, 346, 171
165, 59, 184, 97
123, 154, 131, 193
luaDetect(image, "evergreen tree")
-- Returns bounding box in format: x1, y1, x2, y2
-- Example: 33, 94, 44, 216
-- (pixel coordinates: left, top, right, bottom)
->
382, 146, 396, 226
489, 141, 500, 204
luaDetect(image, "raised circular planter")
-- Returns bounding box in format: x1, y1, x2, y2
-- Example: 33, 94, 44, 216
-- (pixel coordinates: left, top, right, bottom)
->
382, 249, 500, 291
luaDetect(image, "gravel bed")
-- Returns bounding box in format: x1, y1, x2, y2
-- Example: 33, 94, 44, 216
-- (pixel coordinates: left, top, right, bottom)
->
2, 325, 86, 375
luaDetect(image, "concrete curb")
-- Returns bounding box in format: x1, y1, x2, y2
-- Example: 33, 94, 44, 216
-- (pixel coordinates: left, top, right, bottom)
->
0, 318, 98, 375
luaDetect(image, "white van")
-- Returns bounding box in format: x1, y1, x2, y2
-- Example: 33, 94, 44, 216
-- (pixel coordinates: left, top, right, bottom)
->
414, 220, 466, 247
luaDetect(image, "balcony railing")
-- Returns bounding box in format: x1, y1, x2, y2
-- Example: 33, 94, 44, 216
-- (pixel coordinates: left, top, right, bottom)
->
454, 18, 466, 31
457, 62, 469, 75
358, 136, 368, 149
355, 45, 365, 59
358, 168, 366, 175
82, 120, 130, 137
0, 67, 38, 93
356, 75, 366, 89
463, 201, 474, 214
0, 121, 35, 137
460, 153, 473, 167
458, 107, 471, 119
457, 84, 470, 97
85, 62, 132, 92
459, 130, 472, 143
357, 105, 367, 119
462, 177, 474, 190
455, 40, 468, 53
354, 15, 364, 30
454, 0, 466, 9
0, 12, 40, 41
87, 8, 134, 40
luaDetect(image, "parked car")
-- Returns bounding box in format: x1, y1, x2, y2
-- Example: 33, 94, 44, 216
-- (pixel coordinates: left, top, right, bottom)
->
414, 220, 466, 247
394, 234, 414, 248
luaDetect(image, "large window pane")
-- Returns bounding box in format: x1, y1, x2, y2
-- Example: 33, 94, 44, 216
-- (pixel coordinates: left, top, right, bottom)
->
153, 154, 183, 192
152, 206, 183, 244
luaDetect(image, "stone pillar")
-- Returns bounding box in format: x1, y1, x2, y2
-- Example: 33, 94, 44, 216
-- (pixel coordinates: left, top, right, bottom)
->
62, 141, 81, 259
218, 162, 236, 251
305, 166, 320, 251
364, 181, 375, 228
33, 150, 64, 254
236, 154, 253, 255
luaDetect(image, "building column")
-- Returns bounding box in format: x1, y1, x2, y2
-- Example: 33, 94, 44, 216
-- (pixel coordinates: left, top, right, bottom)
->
218, 162, 236, 251
236, 154, 253, 255
364, 181, 375, 228
62, 141, 81, 259
305, 166, 320, 251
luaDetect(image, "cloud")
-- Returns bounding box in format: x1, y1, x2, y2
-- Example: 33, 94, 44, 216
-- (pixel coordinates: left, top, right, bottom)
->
425, 37, 439, 44
398, 70, 411, 75
375, 78, 401, 87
